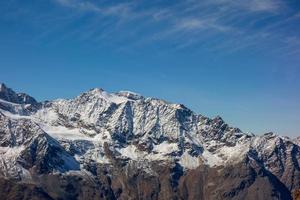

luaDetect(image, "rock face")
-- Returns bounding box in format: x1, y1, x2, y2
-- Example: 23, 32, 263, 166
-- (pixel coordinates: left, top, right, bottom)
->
0, 83, 299, 200
295, 137, 300, 146
0, 83, 37, 105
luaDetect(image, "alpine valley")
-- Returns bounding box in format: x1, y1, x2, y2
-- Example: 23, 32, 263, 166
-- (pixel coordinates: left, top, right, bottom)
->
0, 83, 299, 200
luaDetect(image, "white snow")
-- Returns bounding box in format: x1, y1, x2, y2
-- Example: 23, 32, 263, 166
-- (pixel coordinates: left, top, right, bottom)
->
153, 141, 178, 154
0, 86, 272, 175
0, 99, 33, 116
0, 108, 32, 120
218, 143, 249, 163
34, 108, 59, 124
179, 151, 202, 169
41, 125, 93, 141
0, 146, 25, 158
91, 89, 130, 104
0, 146, 32, 179
202, 141, 250, 167
117, 145, 146, 160
202, 150, 223, 167
118, 91, 140, 96
0, 99, 20, 106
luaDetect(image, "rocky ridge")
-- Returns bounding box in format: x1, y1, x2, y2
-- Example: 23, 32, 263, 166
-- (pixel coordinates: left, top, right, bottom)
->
0, 83, 299, 200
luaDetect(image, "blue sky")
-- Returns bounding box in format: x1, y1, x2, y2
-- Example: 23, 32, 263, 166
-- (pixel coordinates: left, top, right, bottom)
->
0, 0, 299, 137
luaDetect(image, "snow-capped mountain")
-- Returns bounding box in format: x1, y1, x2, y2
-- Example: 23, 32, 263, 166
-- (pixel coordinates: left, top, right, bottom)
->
0, 83, 299, 200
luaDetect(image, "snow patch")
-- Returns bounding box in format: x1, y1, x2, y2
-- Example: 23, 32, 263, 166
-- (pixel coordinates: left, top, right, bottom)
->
41, 125, 95, 141
202, 141, 250, 167
202, 150, 223, 167
0, 146, 32, 179
153, 141, 179, 154
179, 151, 202, 169
0, 109, 31, 119
90, 89, 130, 104
118, 145, 146, 160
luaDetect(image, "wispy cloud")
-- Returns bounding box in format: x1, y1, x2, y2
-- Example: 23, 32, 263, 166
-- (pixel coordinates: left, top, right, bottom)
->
248, 0, 281, 12
205, 0, 283, 12
2, 0, 298, 57
55, 0, 133, 17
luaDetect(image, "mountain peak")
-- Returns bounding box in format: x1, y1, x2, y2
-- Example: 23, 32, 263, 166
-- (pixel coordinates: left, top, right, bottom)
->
117, 91, 144, 100
0, 83, 37, 105
294, 136, 300, 146
83, 87, 130, 104
0, 82, 18, 103
0, 84, 299, 199
0, 83, 7, 91
88, 87, 105, 93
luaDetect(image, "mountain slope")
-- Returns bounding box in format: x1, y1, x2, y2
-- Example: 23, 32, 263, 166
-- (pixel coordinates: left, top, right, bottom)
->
0, 83, 299, 200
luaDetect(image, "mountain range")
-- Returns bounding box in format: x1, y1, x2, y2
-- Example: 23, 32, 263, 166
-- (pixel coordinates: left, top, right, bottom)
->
0, 83, 299, 200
